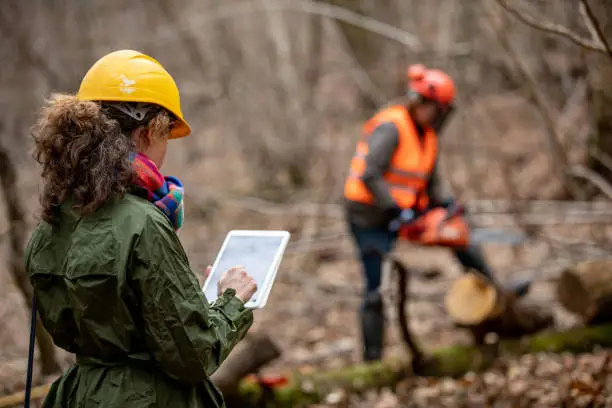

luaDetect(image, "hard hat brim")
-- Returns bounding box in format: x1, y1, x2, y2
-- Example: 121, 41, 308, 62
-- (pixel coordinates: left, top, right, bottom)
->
170, 120, 191, 139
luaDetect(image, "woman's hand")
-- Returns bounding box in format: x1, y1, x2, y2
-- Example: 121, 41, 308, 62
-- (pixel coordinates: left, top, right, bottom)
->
217, 265, 258, 304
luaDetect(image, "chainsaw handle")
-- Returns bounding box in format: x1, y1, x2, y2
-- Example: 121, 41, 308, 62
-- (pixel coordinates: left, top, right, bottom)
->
388, 209, 416, 232
438, 202, 465, 231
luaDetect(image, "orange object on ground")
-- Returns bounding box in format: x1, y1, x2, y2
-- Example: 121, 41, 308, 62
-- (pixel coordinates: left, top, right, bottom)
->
244, 374, 291, 388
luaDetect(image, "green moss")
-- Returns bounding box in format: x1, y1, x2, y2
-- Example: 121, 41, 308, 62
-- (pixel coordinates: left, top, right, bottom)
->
427, 346, 483, 377
527, 325, 612, 353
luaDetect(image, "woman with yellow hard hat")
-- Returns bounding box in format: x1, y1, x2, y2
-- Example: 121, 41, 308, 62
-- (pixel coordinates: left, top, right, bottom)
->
26, 50, 257, 407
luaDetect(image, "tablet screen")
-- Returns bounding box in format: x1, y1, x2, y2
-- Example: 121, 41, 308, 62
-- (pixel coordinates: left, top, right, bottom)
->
203, 234, 287, 305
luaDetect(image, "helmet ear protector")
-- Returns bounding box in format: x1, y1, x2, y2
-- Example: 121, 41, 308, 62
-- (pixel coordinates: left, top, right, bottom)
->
109, 102, 156, 122
107, 102, 178, 133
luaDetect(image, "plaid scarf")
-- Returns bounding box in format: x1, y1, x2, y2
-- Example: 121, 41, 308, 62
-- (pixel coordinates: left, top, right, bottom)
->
129, 152, 184, 230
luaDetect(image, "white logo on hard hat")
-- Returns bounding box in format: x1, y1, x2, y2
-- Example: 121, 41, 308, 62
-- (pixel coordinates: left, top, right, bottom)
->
119, 75, 136, 95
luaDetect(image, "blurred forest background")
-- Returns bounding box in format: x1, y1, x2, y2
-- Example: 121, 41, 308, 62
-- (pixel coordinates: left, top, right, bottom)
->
3, 0, 612, 406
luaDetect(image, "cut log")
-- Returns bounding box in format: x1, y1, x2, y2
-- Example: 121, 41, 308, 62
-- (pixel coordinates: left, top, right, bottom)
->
211, 332, 281, 395
445, 271, 554, 344
445, 271, 499, 326
557, 259, 612, 324
4, 324, 612, 408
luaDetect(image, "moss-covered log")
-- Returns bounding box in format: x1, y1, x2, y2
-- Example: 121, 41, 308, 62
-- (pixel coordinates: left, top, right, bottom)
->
232, 323, 612, 408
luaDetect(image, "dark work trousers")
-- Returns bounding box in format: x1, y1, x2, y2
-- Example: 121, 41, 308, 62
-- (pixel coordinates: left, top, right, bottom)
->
347, 217, 496, 362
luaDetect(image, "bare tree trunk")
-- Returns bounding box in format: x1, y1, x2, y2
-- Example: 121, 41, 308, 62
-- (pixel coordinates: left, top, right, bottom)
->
0, 142, 60, 376
585, 0, 612, 182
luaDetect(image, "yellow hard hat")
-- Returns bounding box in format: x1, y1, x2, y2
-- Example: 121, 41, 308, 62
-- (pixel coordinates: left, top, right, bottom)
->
77, 49, 191, 139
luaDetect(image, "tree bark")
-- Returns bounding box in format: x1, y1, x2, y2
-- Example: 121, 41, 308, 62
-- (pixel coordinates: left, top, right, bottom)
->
557, 259, 612, 324
0, 144, 60, 376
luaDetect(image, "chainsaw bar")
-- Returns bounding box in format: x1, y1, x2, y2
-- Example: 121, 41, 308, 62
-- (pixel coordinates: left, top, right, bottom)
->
469, 228, 528, 245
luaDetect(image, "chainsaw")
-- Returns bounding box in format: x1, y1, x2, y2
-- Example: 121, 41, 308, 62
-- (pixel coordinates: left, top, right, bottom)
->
392, 204, 527, 250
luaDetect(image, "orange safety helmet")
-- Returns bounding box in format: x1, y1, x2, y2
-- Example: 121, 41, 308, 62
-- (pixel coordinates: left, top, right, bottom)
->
407, 64, 456, 106
406, 64, 456, 131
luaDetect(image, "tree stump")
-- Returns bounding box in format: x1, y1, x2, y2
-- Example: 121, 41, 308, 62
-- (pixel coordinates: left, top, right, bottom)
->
557, 259, 612, 324
445, 271, 554, 344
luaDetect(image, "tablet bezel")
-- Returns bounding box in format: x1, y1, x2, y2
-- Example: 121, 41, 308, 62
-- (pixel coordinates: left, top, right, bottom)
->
201, 229, 291, 309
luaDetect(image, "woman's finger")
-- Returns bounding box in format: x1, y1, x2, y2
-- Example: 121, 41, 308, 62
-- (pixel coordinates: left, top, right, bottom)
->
204, 265, 212, 279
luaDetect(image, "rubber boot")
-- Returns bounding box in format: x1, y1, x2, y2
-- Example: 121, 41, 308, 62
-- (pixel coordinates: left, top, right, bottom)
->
360, 291, 385, 362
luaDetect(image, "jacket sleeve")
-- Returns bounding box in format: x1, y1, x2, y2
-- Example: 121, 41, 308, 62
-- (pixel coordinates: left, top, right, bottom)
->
130, 214, 254, 384
361, 121, 400, 210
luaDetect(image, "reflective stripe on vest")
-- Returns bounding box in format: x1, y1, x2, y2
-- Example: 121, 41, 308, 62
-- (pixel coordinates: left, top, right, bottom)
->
343, 104, 438, 209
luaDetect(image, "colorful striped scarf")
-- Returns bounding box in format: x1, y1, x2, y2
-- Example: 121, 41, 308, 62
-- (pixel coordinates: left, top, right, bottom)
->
129, 152, 184, 230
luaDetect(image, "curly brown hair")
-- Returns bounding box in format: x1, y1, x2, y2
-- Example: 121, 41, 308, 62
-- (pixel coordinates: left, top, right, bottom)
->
31, 93, 171, 224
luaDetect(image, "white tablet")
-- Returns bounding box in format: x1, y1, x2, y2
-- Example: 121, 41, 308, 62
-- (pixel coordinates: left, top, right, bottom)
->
202, 230, 291, 309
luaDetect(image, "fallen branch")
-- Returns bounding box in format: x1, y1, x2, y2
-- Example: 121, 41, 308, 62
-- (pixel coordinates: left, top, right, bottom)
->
374, 250, 426, 372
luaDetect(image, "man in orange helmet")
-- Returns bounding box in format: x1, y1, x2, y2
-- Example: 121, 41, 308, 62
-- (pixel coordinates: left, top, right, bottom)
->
344, 64, 498, 361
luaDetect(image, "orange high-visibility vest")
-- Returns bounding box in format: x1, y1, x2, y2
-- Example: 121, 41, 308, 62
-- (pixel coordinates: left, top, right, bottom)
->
343, 105, 438, 210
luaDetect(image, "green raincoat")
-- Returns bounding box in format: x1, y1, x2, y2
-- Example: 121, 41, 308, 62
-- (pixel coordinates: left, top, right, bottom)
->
25, 194, 254, 407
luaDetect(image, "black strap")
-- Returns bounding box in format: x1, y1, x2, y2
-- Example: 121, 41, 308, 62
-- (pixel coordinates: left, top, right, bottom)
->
24, 295, 37, 408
